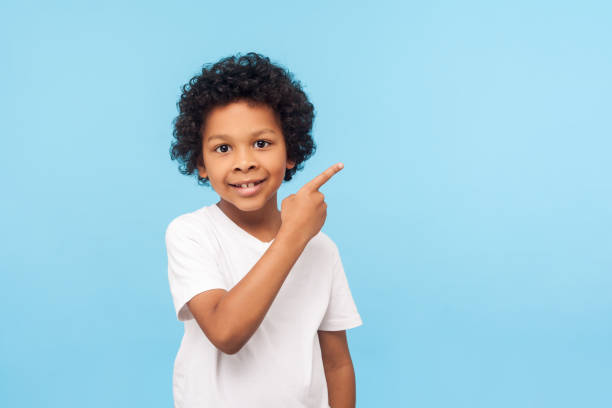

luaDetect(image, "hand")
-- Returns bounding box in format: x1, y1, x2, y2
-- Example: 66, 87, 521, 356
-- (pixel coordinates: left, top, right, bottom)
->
280, 162, 344, 243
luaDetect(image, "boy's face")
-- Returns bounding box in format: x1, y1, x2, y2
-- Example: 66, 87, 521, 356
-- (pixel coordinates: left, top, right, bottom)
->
197, 100, 295, 212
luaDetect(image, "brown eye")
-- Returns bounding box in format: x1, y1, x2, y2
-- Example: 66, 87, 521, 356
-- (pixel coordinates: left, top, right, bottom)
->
255, 140, 270, 148
214, 144, 230, 153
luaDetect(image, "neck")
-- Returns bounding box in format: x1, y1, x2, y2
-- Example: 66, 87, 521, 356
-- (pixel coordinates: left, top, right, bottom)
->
216, 195, 281, 231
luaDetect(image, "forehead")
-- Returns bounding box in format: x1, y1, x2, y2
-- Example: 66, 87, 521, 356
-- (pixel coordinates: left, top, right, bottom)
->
202, 100, 281, 139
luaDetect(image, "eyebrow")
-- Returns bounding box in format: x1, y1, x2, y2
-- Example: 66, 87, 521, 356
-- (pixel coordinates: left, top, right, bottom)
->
207, 128, 277, 143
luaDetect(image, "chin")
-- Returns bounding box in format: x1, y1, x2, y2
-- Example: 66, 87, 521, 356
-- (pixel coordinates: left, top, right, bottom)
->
223, 196, 267, 212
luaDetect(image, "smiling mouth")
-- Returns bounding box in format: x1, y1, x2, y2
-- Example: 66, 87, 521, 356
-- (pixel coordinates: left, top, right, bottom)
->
229, 179, 266, 188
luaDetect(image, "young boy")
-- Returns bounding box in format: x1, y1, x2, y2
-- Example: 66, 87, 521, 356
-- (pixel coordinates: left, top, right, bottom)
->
165, 52, 363, 407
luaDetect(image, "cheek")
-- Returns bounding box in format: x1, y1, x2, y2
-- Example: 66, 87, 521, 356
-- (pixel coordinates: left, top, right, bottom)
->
273, 162, 288, 177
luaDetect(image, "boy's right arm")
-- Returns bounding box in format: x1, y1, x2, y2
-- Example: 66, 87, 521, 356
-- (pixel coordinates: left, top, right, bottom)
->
189, 228, 309, 354
187, 162, 344, 355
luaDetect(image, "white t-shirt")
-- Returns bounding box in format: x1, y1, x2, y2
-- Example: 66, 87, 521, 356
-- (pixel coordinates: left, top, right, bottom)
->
165, 203, 363, 408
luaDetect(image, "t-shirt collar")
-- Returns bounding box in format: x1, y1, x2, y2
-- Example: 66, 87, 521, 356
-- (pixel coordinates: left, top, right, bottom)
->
208, 203, 275, 249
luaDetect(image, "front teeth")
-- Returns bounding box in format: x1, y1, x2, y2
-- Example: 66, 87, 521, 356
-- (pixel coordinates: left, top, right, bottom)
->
236, 182, 256, 188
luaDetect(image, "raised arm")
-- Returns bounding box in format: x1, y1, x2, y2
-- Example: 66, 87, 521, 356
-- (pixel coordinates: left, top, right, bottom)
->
188, 163, 345, 354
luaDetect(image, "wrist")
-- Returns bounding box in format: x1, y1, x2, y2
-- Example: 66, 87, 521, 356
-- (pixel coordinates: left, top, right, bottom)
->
277, 225, 310, 248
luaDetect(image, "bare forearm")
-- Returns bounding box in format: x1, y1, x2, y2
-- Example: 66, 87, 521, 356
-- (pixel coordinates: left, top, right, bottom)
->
214, 227, 309, 353
324, 363, 356, 408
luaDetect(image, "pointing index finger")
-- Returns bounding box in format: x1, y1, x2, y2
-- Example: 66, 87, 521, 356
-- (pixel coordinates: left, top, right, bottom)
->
302, 162, 344, 192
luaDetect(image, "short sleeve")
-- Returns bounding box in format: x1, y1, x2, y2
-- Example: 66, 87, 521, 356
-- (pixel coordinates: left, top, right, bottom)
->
318, 248, 363, 331
165, 217, 229, 322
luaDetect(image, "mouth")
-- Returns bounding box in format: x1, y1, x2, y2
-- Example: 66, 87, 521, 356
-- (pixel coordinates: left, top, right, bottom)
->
228, 178, 267, 197
228, 178, 266, 188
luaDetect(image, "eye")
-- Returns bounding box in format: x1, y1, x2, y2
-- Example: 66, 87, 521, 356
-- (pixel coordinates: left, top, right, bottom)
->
214, 144, 230, 153
255, 140, 271, 148
213, 140, 270, 154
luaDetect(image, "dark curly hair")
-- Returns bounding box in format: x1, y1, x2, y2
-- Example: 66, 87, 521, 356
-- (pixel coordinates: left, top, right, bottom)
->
170, 52, 316, 187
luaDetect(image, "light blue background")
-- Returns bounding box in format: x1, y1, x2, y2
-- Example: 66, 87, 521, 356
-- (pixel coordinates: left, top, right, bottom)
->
2, 1, 611, 406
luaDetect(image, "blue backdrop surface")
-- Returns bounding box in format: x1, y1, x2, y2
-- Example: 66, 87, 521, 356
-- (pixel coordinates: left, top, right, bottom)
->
2, 1, 611, 406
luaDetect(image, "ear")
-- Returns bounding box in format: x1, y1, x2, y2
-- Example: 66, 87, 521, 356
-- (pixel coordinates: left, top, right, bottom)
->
286, 159, 296, 170
197, 163, 208, 179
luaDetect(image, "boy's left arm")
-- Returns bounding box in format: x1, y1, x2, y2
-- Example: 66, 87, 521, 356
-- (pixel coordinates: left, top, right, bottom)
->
318, 330, 356, 408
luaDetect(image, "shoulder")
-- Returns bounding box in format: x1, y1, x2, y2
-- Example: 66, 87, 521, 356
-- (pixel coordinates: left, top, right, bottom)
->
165, 212, 195, 238
305, 230, 340, 261
165, 207, 213, 242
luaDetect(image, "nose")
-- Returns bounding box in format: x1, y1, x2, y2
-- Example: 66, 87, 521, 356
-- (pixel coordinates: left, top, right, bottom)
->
233, 146, 258, 172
